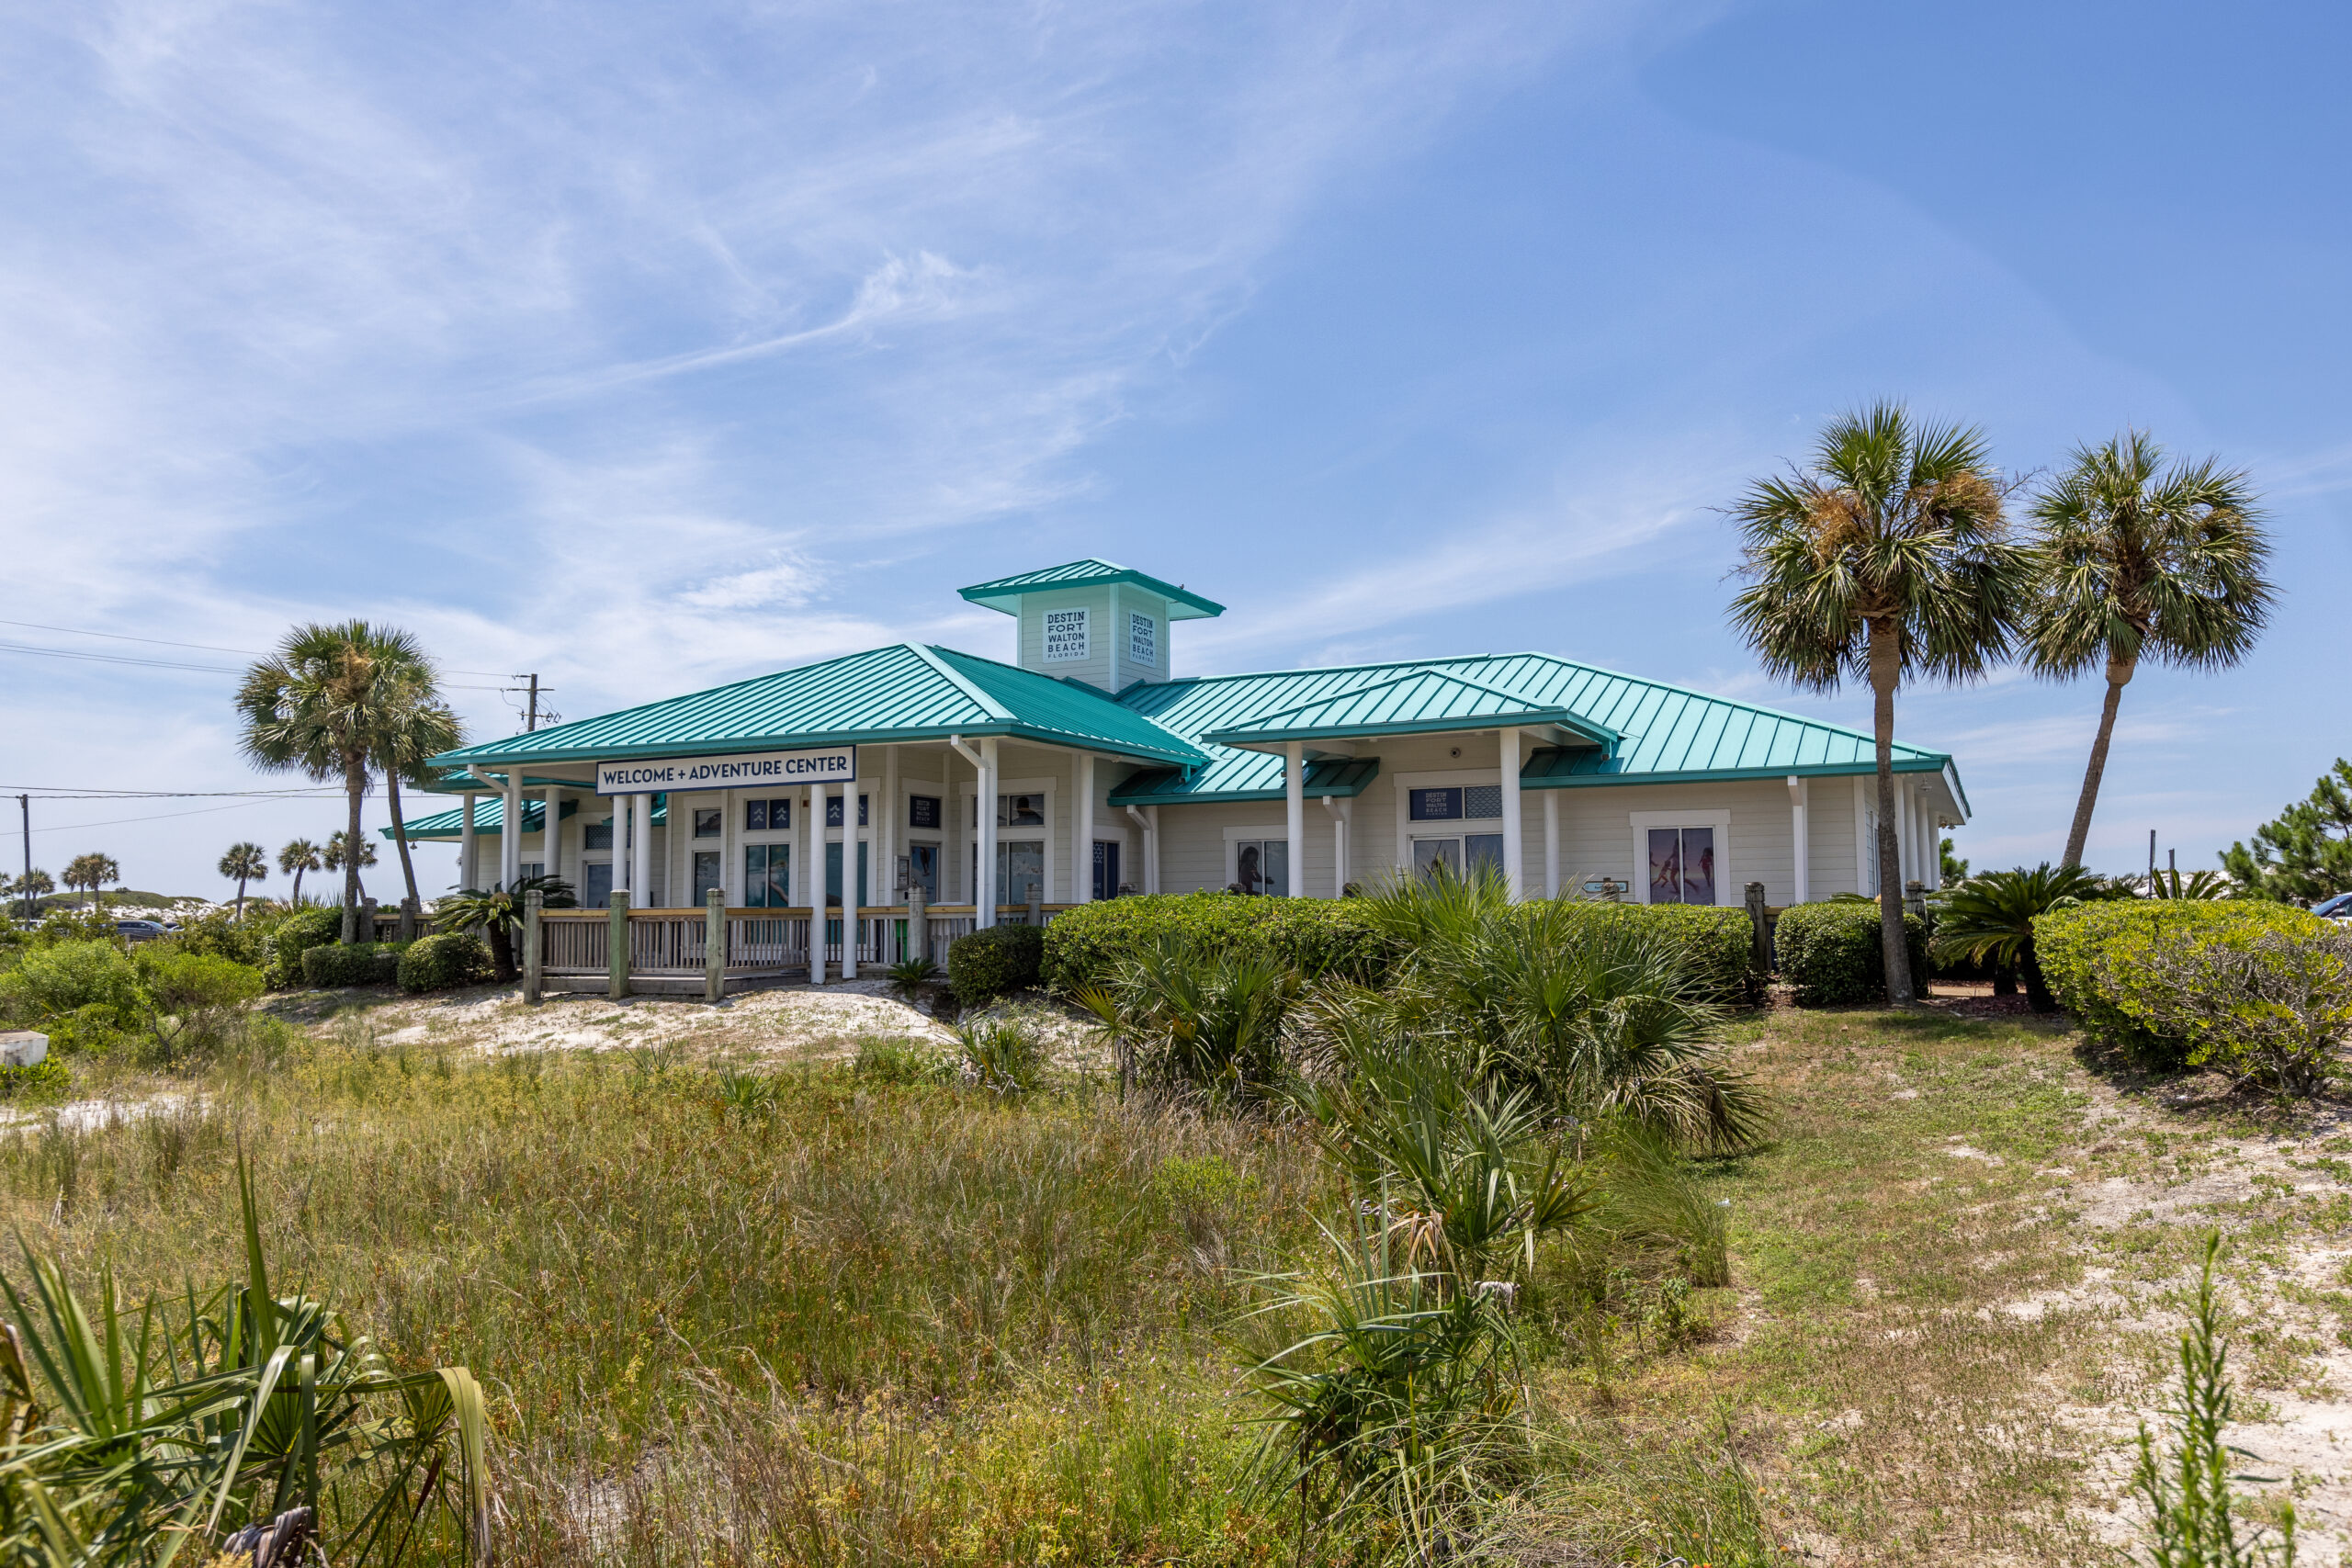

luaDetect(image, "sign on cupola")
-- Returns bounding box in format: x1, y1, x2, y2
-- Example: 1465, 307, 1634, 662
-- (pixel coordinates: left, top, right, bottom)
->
1043, 606, 1090, 662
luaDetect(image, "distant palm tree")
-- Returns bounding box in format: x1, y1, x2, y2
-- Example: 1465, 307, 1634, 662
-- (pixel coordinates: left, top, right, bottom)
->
323, 830, 379, 874
237, 622, 435, 942
217, 841, 268, 921
370, 666, 465, 917
277, 838, 323, 905
62, 852, 120, 912
10, 868, 53, 920
1730, 402, 2027, 1004
2024, 432, 2271, 869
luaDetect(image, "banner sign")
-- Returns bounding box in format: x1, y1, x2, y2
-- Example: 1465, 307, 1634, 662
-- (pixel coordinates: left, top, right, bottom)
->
595, 746, 856, 795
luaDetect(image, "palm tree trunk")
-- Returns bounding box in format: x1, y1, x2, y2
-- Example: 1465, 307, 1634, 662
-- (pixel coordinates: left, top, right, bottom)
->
387, 770, 422, 914
1868, 617, 1915, 1004
343, 751, 368, 944
290, 867, 304, 905
235, 878, 247, 922
2061, 657, 2135, 869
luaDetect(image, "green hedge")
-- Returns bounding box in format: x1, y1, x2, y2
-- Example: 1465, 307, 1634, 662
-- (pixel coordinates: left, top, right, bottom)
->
270, 906, 345, 987
946, 924, 1045, 1009
1775, 902, 1931, 1006
1533, 901, 1759, 1007
398, 932, 493, 993
2036, 899, 2334, 1070
1040, 893, 1393, 998
300, 942, 401, 989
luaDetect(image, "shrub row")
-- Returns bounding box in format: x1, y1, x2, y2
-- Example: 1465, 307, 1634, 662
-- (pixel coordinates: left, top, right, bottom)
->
1531, 901, 1759, 1008
1038, 893, 1392, 998
300, 942, 403, 988
399, 931, 494, 992
946, 923, 1045, 1009
2036, 899, 2336, 1072
1774, 902, 1931, 1006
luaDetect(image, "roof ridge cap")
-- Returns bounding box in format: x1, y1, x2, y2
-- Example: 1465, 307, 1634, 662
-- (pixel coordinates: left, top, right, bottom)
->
912, 644, 1015, 723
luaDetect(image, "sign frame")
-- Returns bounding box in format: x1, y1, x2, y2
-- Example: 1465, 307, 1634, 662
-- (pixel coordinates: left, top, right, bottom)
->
594, 746, 856, 795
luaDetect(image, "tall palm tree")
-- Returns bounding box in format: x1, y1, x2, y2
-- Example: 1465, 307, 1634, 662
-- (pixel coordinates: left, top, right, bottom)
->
11, 868, 52, 920
370, 667, 465, 917
62, 852, 119, 912
1730, 402, 2027, 1004
237, 622, 433, 942
2024, 432, 2270, 869
217, 841, 267, 921
277, 838, 323, 905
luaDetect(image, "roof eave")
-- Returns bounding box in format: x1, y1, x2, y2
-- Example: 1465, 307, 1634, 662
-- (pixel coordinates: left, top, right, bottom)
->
1523, 755, 1953, 789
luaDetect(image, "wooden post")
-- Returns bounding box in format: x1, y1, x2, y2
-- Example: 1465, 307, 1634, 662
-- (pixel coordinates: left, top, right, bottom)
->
909, 883, 928, 964
523, 889, 543, 1005
1744, 881, 1770, 974
607, 890, 630, 1001
358, 895, 378, 944
705, 887, 725, 1004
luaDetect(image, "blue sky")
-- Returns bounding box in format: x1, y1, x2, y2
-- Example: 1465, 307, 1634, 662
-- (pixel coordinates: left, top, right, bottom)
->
5, 0, 2347, 902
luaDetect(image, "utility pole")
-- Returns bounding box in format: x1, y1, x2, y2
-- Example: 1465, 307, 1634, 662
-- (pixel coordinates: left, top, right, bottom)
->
17, 795, 28, 923
526, 674, 540, 732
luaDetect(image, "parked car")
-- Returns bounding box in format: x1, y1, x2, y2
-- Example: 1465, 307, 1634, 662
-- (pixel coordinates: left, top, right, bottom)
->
114, 919, 172, 942
2315, 891, 2352, 923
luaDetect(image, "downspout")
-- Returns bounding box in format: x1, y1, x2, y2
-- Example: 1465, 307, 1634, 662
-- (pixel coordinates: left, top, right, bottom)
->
1126, 805, 1154, 896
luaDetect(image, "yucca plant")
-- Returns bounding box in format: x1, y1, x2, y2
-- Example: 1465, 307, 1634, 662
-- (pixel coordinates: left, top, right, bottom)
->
0, 1156, 488, 1565
1076, 937, 1299, 1108
955, 1019, 1044, 1095
2148, 867, 2236, 901
883, 955, 938, 1004
1930, 863, 2116, 1012
435, 874, 576, 982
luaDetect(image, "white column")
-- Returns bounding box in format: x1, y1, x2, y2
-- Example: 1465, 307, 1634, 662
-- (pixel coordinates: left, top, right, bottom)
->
632, 792, 652, 907
459, 792, 478, 890
1788, 775, 1810, 906
543, 788, 563, 886
1283, 740, 1306, 897
1146, 805, 1160, 894
722, 789, 738, 905
843, 775, 860, 981
611, 796, 630, 902
978, 739, 999, 927
1895, 777, 1914, 888
1853, 775, 1873, 896
501, 773, 522, 888
884, 745, 899, 908
1544, 790, 1560, 899
806, 782, 825, 983
1076, 754, 1096, 902
1499, 727, 1524, 902
1323, 795, 1350, 897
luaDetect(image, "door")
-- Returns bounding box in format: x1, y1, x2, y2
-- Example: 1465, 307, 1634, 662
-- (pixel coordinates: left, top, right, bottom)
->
691, 852, 723, 906
582, 862, 613, 909
1092, 840, 1121, 900
825, 841, 870, 907
908, 843, 939, 901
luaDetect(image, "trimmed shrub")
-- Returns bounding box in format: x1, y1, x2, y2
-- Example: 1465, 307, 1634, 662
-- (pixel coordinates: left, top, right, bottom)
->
1040, 893, 1393, 998
2037, 899, 2335, 1072
398, 931, 494, 993
270, 905, 345, 987
1541, 900, 1759, 1008
300, 942, 401, 989
1775, 902, 1931, 1006
945, 923, 1044, 1008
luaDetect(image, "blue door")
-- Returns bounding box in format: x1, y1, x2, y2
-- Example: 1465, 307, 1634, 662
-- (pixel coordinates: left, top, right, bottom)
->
1091, 840, 1121, 900
824, 841, 869, 906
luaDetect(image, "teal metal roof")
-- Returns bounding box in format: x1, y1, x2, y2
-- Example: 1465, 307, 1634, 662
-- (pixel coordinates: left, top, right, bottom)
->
429, 642, 1205, 773
386, 795, 630, 842
958, 559, 1225, 620
1203, 668, 1613, 750
1112, 754, 1380, 807
1113, 653, 1964, 812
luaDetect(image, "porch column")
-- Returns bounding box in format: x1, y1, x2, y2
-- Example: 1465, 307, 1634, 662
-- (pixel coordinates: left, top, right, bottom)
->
1283, 740, 1305, 897
808, 781, 826, 983
543, 787, 564, 886
633, 791, 653, 908
1323, 795, 1351, 897
459, 792, 478, 890
1544, 790, 1559, 899
1147, 805, 1160, 895
501, 773, 522, 889
843, 774, 860, 981
1075, 753, 1095, 902
1894, 777, 1914, 888
611, 796, 629, 903
1788, 775, 1810, 905
978, 738, 999, 928
1499, 727, 1523, 902
883, 744, 899, 908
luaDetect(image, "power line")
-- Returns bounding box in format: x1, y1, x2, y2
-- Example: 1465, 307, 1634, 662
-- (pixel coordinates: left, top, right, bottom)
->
0, 785, 358, 799
0, 615, 528, 678
25, 799, 323, 835
0, 641, 243, 673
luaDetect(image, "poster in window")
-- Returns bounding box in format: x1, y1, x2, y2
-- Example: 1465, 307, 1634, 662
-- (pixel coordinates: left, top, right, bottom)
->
1408, 787, 1463, 821
1043, 606, 1089, 662
1678, 828, 1715, 905
909, 794, 940, 829
1128, 612, 1155, 666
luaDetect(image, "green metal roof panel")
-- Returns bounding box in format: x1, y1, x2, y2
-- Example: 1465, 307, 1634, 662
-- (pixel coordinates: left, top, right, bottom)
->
384, 795, 616, 841
1109, 754, 1380, 807
430, 642, 1203, 772
1202, 668, 1603, 746
1117, 651, 1957, 807
957, 559, 1226, 620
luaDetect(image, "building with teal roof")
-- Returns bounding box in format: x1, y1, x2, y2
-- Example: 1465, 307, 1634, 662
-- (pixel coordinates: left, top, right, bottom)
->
399, 559, 1966, 957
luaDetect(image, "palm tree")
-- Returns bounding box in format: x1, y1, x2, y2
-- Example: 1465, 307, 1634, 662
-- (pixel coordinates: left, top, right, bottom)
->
277, 838, 323, 905
323, 830, 379, 874
217, 841, 267, 921
1930, 863, 2114, 1012
370, 667, 465, 917
236, 622, 435, 943
62, 852, 120, 912
2025, 432, 2270, 869
437, 874, 576, 982
11, 867, 52, 920
1730, 402, 2027, 1004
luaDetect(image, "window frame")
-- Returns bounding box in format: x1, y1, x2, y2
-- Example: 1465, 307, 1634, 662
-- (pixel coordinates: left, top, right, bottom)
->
1627, 809, 1732, 907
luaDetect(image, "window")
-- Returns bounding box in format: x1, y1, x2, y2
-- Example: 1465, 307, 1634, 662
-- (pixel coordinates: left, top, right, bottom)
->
824, 841, 869, 907
998, 793, 1045, 828
1233, 840, 1289, 897
744, 798, 791, 831
1092, 840, 1124, 900
825, 794, 869, 828
1645, 827, 1717, 906
1463, 784, 1501, 820
906, 843, 939, 901
519, 861, 545, 882
743, 844, 791, 908
692, 807, 722, 839
909, 794, 940, 829
979, 840, 1046, 906
1043, 606, 1089, 662
582, 818, 614, 851
692, 852, 724, 904
1128, 612, 1155, 666
1411, 835, 1503, 880
1408, 787, 1462, 821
